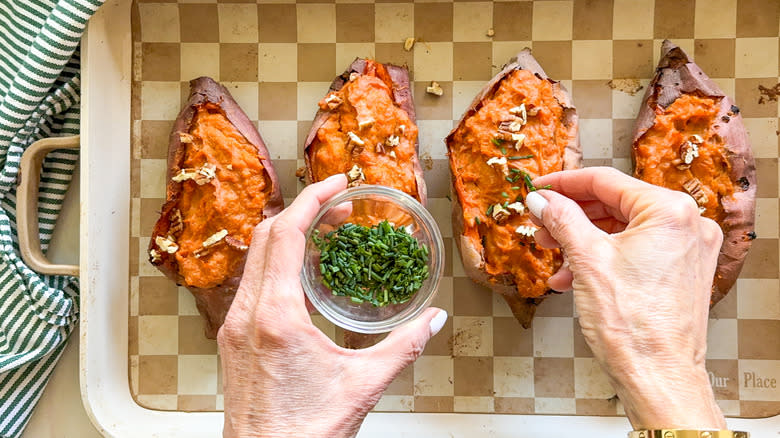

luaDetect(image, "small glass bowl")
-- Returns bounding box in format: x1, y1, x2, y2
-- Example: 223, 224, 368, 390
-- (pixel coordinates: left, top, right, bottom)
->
302, 185, 444, 334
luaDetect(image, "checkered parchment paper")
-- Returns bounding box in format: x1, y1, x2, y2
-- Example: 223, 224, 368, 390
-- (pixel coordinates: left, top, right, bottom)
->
128, 0, 780, 417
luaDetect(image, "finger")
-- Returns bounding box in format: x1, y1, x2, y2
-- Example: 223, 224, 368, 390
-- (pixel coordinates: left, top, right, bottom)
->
263, 173, 348, 279
362, 308, 447, 375
321, 201, 354, 227
525, 190, 606, 257
257, 174, 348, 311
225, 215, 278, 325
578, 200, 629, 223
592, 217, 628, 234
279, 173, 348, 234
547, 265, 573, 292
532, 167, 672, 222
533, 228, 561, 249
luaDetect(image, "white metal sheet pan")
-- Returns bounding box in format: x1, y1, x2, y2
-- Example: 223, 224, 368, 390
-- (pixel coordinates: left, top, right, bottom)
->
78, 1, 779, 436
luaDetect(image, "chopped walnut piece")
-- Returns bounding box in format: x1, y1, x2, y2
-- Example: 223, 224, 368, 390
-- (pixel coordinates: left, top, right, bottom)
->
375, 143, 385, 154
387, 135, 400, 147
508, 120, 524, 132
526, 106, 540, 117
172, 163, 217, 185
486, 156, 508, 166
155, 235, 179, 254
324, 93, 343, 110
194, 230, 229, 258
507, 201, 525, 215
346, 164, 365, 187
179, 133, 194, 143
486, 156, 509, 176
349, 72, 360, 81
226, 164, 233, 170
511, 133, 526, 150
509, 103, 526, 118
358, 117, 375, 130
397, 125, 406, 135
169, 208, 184, 235
486, 28, 495, 37
426, 81, 444, 96
295, 166, 307, 181
492, 204, 510, 223
347, 131, 365, 146
682, 178, 708, 207
679, 141, 700, 166
388, 150, 397, 159
677, 136, 702, 170
202, 229, 228, 248
149, 248, 162, 264
515, 225, 537, 237
404, 37, 415, 51
225, 236, 249, 251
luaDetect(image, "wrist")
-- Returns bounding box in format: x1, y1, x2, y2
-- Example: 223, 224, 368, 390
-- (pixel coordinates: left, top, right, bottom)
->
610, 363, 726, 430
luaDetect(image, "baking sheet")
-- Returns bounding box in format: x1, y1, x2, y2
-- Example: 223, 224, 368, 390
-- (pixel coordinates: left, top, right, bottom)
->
128, 0, 780, 417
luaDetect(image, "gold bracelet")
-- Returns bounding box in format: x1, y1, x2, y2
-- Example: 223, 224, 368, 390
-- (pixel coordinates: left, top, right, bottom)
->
628, 431, 748, 438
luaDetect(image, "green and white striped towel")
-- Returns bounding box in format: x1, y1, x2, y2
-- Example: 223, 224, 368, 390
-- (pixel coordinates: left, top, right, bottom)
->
0, 1, 103, 437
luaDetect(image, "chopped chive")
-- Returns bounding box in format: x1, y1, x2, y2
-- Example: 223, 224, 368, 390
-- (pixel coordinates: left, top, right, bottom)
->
510, 168, 521, 173
486, 204, 495, 216
501, 192, 509, 198
508, 154, 534, 160
500, 147, 507, 155
312, 220, 430, 307
491, 138, 504, 147
522, 171, 537, 192
511, 186, 520, 190
505, 176, 514, 183
540, 184, 552, 189
475, 217, 481, 225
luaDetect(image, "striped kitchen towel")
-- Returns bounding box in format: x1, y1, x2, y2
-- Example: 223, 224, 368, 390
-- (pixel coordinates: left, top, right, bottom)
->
0, 1, 104, 437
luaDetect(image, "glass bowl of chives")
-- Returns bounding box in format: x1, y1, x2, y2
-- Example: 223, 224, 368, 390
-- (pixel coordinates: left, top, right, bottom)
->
302, 185, 444, 334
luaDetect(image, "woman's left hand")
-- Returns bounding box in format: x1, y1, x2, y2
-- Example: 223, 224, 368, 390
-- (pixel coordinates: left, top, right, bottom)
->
218, 174, 448, 438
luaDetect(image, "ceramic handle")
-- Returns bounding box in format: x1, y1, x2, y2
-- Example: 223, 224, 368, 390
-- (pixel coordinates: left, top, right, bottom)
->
17, 135, 80, 276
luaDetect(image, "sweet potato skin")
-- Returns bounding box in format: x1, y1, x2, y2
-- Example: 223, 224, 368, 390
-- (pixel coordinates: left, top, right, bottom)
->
148, 77, 284, 339
632, 40, 756, 306
446, 49, 581, 328
303, 58, 427, 206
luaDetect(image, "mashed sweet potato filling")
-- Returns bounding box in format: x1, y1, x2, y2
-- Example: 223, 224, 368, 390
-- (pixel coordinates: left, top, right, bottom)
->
449, 69, 571, 298
634, 94, 732, 223
174, 103, 269, 289
309, 61, 420, 225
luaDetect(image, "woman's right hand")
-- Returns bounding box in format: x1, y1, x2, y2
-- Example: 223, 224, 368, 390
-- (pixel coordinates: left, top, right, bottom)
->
527, 167, 727, 431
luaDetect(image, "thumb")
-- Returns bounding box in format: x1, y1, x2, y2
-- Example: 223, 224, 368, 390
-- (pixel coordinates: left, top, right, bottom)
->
363, 308, 447, 372
526, 190, 605, 254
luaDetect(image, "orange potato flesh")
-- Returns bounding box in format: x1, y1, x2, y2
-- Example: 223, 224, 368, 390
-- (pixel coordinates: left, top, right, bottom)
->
309, 61, 420, 226
449, 69, 572, 298
634, 94, 733, 223
175, 103, 268, 289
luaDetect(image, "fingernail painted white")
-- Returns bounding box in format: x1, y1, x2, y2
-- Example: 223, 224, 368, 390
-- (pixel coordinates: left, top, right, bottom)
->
429, 309, 448, 336
525, 191, 548, 220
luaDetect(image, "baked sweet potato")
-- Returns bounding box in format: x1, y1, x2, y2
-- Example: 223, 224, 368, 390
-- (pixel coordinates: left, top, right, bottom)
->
303, 59, 426, 347
446, 49, 580, 328
148, 77, 284, 339
632, 40, 756, 306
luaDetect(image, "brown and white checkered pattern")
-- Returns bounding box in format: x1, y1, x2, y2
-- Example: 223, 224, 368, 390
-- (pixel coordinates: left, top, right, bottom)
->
128, 0, 780, 417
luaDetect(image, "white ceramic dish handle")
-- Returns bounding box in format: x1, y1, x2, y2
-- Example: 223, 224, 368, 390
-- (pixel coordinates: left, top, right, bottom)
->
17, 135, 80, 276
